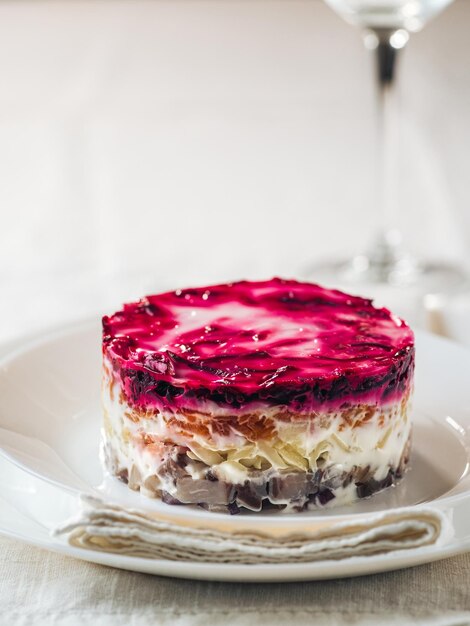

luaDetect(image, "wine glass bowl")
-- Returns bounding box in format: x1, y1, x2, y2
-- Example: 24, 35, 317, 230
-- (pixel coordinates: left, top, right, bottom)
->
307, 0, 465, 313
324, 0, 454, 32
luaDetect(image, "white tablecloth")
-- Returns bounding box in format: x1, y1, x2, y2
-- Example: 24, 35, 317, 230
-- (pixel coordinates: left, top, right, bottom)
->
2, 0, 470, 345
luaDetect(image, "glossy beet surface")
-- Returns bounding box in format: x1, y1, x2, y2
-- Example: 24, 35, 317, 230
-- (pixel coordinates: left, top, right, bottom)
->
103, 278, 414, 411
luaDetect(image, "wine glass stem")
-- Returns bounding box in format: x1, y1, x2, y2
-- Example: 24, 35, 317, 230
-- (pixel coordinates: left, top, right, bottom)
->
376, 37, 396, 238
368, 30, 407, 273
375, 31, 398, 85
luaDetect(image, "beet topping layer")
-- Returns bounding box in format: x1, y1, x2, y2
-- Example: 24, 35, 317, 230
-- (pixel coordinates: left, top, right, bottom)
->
103, 278, 414, 413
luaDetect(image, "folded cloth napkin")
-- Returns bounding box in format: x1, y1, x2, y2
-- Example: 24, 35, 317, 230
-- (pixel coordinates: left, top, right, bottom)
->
53, 495, 452, 564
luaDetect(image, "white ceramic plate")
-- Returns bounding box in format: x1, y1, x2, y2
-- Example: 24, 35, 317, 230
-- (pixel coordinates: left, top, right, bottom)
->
0, 321, 470, 581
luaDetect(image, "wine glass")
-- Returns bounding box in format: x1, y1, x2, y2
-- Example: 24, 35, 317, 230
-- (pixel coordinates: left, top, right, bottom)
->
307, 0, 466, 310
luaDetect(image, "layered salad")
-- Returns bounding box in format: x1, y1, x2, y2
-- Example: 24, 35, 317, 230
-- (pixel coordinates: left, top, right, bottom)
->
102, 278, 414, 513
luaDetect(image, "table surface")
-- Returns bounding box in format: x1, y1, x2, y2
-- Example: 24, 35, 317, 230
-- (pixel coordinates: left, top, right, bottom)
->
1, 534, 470, 626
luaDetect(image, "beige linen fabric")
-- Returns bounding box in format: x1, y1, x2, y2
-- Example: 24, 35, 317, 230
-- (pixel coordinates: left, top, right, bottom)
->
1, 536, 470, 626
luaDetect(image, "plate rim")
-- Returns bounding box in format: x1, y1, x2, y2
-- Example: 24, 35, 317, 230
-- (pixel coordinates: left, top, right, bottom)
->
0, 316, 470, 584
1, 317, 470, 581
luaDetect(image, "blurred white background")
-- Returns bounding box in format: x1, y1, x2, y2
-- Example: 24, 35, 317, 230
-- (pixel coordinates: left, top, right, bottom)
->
1, 0, 469, 343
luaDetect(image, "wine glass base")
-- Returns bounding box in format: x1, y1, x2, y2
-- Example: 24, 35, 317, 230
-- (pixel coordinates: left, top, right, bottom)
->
304, 257, 467, 327
307, 256, 466, 291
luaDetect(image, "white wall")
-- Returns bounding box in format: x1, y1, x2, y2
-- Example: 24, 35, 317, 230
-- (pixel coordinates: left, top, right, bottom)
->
1, 0, 469, 341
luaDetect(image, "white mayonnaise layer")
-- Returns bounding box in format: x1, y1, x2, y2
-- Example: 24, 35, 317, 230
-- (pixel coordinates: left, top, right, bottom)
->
102, 364, 411, 501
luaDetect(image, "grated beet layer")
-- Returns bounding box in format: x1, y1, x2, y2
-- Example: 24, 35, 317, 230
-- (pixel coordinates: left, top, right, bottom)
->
103, 278, 414, 413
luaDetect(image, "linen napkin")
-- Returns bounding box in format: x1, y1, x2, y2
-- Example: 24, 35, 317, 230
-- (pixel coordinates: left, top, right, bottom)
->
53, 495, 451, 564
